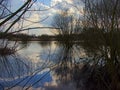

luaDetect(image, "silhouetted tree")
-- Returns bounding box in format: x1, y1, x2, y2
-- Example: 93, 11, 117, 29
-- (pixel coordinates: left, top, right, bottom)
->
52, 10, 81, 35
82, 0, 120, 89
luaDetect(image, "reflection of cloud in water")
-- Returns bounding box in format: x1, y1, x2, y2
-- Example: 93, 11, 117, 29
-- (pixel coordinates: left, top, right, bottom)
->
3, 69, 52, 90
0, 55, 32, 80
1, 41, 95, 90
18, 41, 58, 65
0, 54, 36, 89
28, 53, 42, 63
6, 70, 76, 90
42, 71, 76, 90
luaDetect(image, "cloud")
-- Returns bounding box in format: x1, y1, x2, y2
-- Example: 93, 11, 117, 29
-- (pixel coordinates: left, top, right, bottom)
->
51, 0, 74, 6
10, 0, 84, 35
51, 0, 62, 6
9, 0, 55, 35
50, 0, 84, 15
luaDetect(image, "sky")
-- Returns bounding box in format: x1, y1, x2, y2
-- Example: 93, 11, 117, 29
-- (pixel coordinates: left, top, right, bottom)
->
38, 0, 51, 6
10, 0, 83, 35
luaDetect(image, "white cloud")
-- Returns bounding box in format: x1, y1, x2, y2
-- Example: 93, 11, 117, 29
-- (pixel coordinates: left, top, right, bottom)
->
51, 0, 73, 6
50, 0, 83, 15
10, 0, 84, 35
51, 0, 62, 6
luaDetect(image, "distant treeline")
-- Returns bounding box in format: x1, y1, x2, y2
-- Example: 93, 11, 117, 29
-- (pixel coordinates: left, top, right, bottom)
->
0, 28, 120, 42
0, 32, 83, 41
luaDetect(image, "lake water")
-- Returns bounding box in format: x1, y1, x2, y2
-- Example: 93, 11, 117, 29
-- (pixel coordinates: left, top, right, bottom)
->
0, 41, 93, 90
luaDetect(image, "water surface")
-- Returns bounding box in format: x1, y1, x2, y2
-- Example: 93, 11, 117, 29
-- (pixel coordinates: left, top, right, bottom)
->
0, 41, 91, 90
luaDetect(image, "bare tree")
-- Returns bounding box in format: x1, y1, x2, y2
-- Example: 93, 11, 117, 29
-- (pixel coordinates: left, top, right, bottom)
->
0, 0, 10, 19
0, 0, 37, 34
52, 10, 81, 35
0, 0, 38, 55
82, 0, 120, 89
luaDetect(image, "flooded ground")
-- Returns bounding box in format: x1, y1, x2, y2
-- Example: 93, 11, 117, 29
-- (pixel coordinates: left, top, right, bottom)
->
0, 41, 90, 90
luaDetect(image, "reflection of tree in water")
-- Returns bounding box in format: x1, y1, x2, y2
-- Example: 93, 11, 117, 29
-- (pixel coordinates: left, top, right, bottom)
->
0, 55, 30, 78
53, 41, 86, 89
19, 41, 31, 49
0, 52, 54, 90
79, 35, 120, 90
81, 0, 120, 89
0, 54, 34, 89
55, 43, 74, 84
38, 41, 51, 47
0, 41, 56, 90
52, 36, 120, 90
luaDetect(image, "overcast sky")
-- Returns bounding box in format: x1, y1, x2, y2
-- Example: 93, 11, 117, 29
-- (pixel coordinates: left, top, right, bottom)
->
10, 0, 83, 35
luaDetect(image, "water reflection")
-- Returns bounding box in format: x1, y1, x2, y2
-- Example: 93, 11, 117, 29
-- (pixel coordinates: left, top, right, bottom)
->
78, 34, 120, 90
18, 41, 31, 49
38, 41, 52, 47
1, 40, 115, 90
50, 41, 90, 90
0, 54, 33, 90
0, 53, 54, 90
0, 41, 59, 90
41, 39, 118, 90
